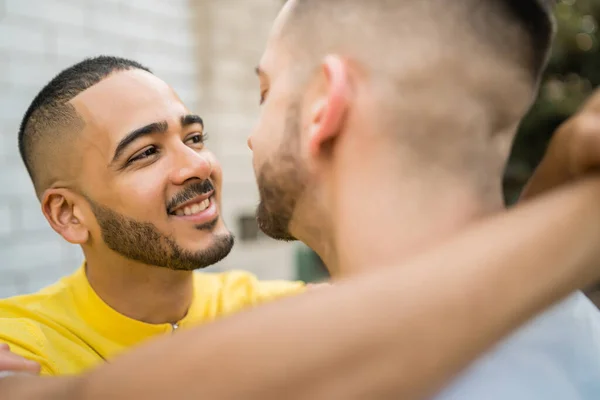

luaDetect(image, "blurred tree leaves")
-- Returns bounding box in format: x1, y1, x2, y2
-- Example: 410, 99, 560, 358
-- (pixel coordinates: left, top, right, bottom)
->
506, 0, 600, 202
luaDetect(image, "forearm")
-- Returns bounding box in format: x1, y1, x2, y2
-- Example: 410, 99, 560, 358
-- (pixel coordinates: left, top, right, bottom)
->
0, 375, 82, 400
77, 177, 600, 400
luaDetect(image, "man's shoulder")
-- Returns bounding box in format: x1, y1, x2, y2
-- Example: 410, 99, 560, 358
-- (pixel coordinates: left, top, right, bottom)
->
191, 269, 252, 292
0, 267, 100, 376
193, 269, 304, 288
507, 291, 600, 360
192, 269, 306, 306
0, 317, 59, 375
0, 270, 79, 318
437, 292, 600, 399
192, 269, 254, 283
513, 291, 600, 346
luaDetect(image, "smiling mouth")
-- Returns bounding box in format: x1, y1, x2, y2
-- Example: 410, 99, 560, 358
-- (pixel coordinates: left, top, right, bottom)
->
168, 191, 214, 216
174, 197, 212, 216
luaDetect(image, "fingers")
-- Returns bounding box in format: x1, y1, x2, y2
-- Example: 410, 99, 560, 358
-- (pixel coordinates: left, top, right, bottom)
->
559, 109, 600, 176
0, 345, 41, 375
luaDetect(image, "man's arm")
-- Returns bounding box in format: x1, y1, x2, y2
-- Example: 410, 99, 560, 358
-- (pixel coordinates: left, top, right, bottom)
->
521, 89, 600, 201
0, 375, 82, 400
75, 176, 600, 399
3, 176, 600, 399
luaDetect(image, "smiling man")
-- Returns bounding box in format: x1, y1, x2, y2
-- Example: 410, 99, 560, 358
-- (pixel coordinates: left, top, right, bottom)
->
7, 0, 600, 398
0, 56, 304, 376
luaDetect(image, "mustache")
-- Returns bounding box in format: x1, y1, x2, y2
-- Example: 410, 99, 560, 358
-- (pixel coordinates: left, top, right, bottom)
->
167, 181, 214, 213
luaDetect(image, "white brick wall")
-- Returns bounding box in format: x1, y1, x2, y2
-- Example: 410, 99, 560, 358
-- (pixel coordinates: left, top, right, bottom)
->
0, 0, 297, 298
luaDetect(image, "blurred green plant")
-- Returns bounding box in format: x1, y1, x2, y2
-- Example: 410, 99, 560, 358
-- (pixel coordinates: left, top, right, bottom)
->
506, 0, 600, 202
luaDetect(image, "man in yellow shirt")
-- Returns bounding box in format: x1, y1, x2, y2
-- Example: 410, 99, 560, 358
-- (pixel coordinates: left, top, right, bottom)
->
0, 56, 304, 376
5, 1, 600, 398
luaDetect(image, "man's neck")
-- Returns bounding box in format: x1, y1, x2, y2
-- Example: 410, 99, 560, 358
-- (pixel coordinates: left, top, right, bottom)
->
320, 168, 504, 277
82, 251, 195, 325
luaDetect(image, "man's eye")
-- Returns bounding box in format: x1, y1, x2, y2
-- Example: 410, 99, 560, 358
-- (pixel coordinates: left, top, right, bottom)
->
186, 133, 208, 145
129, 146, 158, 163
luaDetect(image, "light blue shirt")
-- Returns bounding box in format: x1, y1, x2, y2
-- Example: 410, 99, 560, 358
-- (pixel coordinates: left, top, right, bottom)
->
436, 292, 600, 399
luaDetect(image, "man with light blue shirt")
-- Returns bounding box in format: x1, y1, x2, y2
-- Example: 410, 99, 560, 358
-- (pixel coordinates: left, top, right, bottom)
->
440, 292, 600, 399
248, 0, 600, 397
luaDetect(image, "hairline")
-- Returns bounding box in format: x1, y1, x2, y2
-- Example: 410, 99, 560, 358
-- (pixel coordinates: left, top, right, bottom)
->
21, 62, 152, 196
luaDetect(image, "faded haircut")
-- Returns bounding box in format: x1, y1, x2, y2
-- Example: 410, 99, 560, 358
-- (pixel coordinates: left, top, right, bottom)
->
18, 56, 152, 195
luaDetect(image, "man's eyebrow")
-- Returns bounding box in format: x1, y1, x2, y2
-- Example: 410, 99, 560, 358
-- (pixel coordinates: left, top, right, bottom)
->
112, 120, 169, 163
181, 114, 204, 128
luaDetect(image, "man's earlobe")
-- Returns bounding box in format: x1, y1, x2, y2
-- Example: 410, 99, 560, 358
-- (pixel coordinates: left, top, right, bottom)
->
42, 189, 89, 245
307, 54, 351, 158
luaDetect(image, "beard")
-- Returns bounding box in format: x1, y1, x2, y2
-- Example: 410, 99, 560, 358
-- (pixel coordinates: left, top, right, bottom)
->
256, 100, 309, 241
88, 198, 234, 271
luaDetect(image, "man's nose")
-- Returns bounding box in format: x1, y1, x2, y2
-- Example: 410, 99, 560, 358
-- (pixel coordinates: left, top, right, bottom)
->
170, 146, 213, 185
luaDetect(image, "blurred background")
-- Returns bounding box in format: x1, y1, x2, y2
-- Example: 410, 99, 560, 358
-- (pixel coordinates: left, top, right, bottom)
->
0, 0, 597, 297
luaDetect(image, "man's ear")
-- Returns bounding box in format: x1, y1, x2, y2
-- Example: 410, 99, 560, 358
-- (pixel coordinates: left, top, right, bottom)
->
41, 188, 90, 245
307, 54, 352, 158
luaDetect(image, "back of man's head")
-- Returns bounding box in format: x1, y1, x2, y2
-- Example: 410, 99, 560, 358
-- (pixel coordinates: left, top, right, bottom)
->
274, 0, 556, 179
282, 0, 555, 83
19, 56, 151, 197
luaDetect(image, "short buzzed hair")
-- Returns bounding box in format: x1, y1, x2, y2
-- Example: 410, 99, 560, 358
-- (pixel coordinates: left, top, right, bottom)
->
282, 0, 555, 84
276, 0, 557, 191
18, 56, 151, 195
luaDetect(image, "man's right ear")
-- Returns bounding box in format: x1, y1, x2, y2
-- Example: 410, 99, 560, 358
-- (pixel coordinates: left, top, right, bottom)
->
41, 188, 90, 245
306, 54, 352, 160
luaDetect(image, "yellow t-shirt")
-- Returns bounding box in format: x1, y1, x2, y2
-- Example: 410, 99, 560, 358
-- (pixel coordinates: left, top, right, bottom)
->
0, 265, 305, 376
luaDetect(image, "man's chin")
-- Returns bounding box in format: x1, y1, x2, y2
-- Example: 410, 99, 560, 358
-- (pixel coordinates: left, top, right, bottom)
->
257, 219, 297, 241
175, 233, 235, 270
270, 234, 298, 242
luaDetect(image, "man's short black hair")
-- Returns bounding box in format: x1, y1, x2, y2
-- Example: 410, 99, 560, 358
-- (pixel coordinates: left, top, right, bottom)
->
18, 55, 152, 192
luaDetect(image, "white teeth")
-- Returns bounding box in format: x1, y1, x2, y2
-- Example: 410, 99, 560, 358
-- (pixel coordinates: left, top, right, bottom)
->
191, 203, 201, 214
198, 199, 210, 211
176, 198, 211, 217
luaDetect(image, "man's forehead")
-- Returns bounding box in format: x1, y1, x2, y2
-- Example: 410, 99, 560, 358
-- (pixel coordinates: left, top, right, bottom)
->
69, 69, 188, 137
258, 2, 296, 78
258, 35, 293, 81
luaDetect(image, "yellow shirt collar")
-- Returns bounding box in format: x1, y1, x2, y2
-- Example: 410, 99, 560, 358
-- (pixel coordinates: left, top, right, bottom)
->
70, 263, 204, 348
